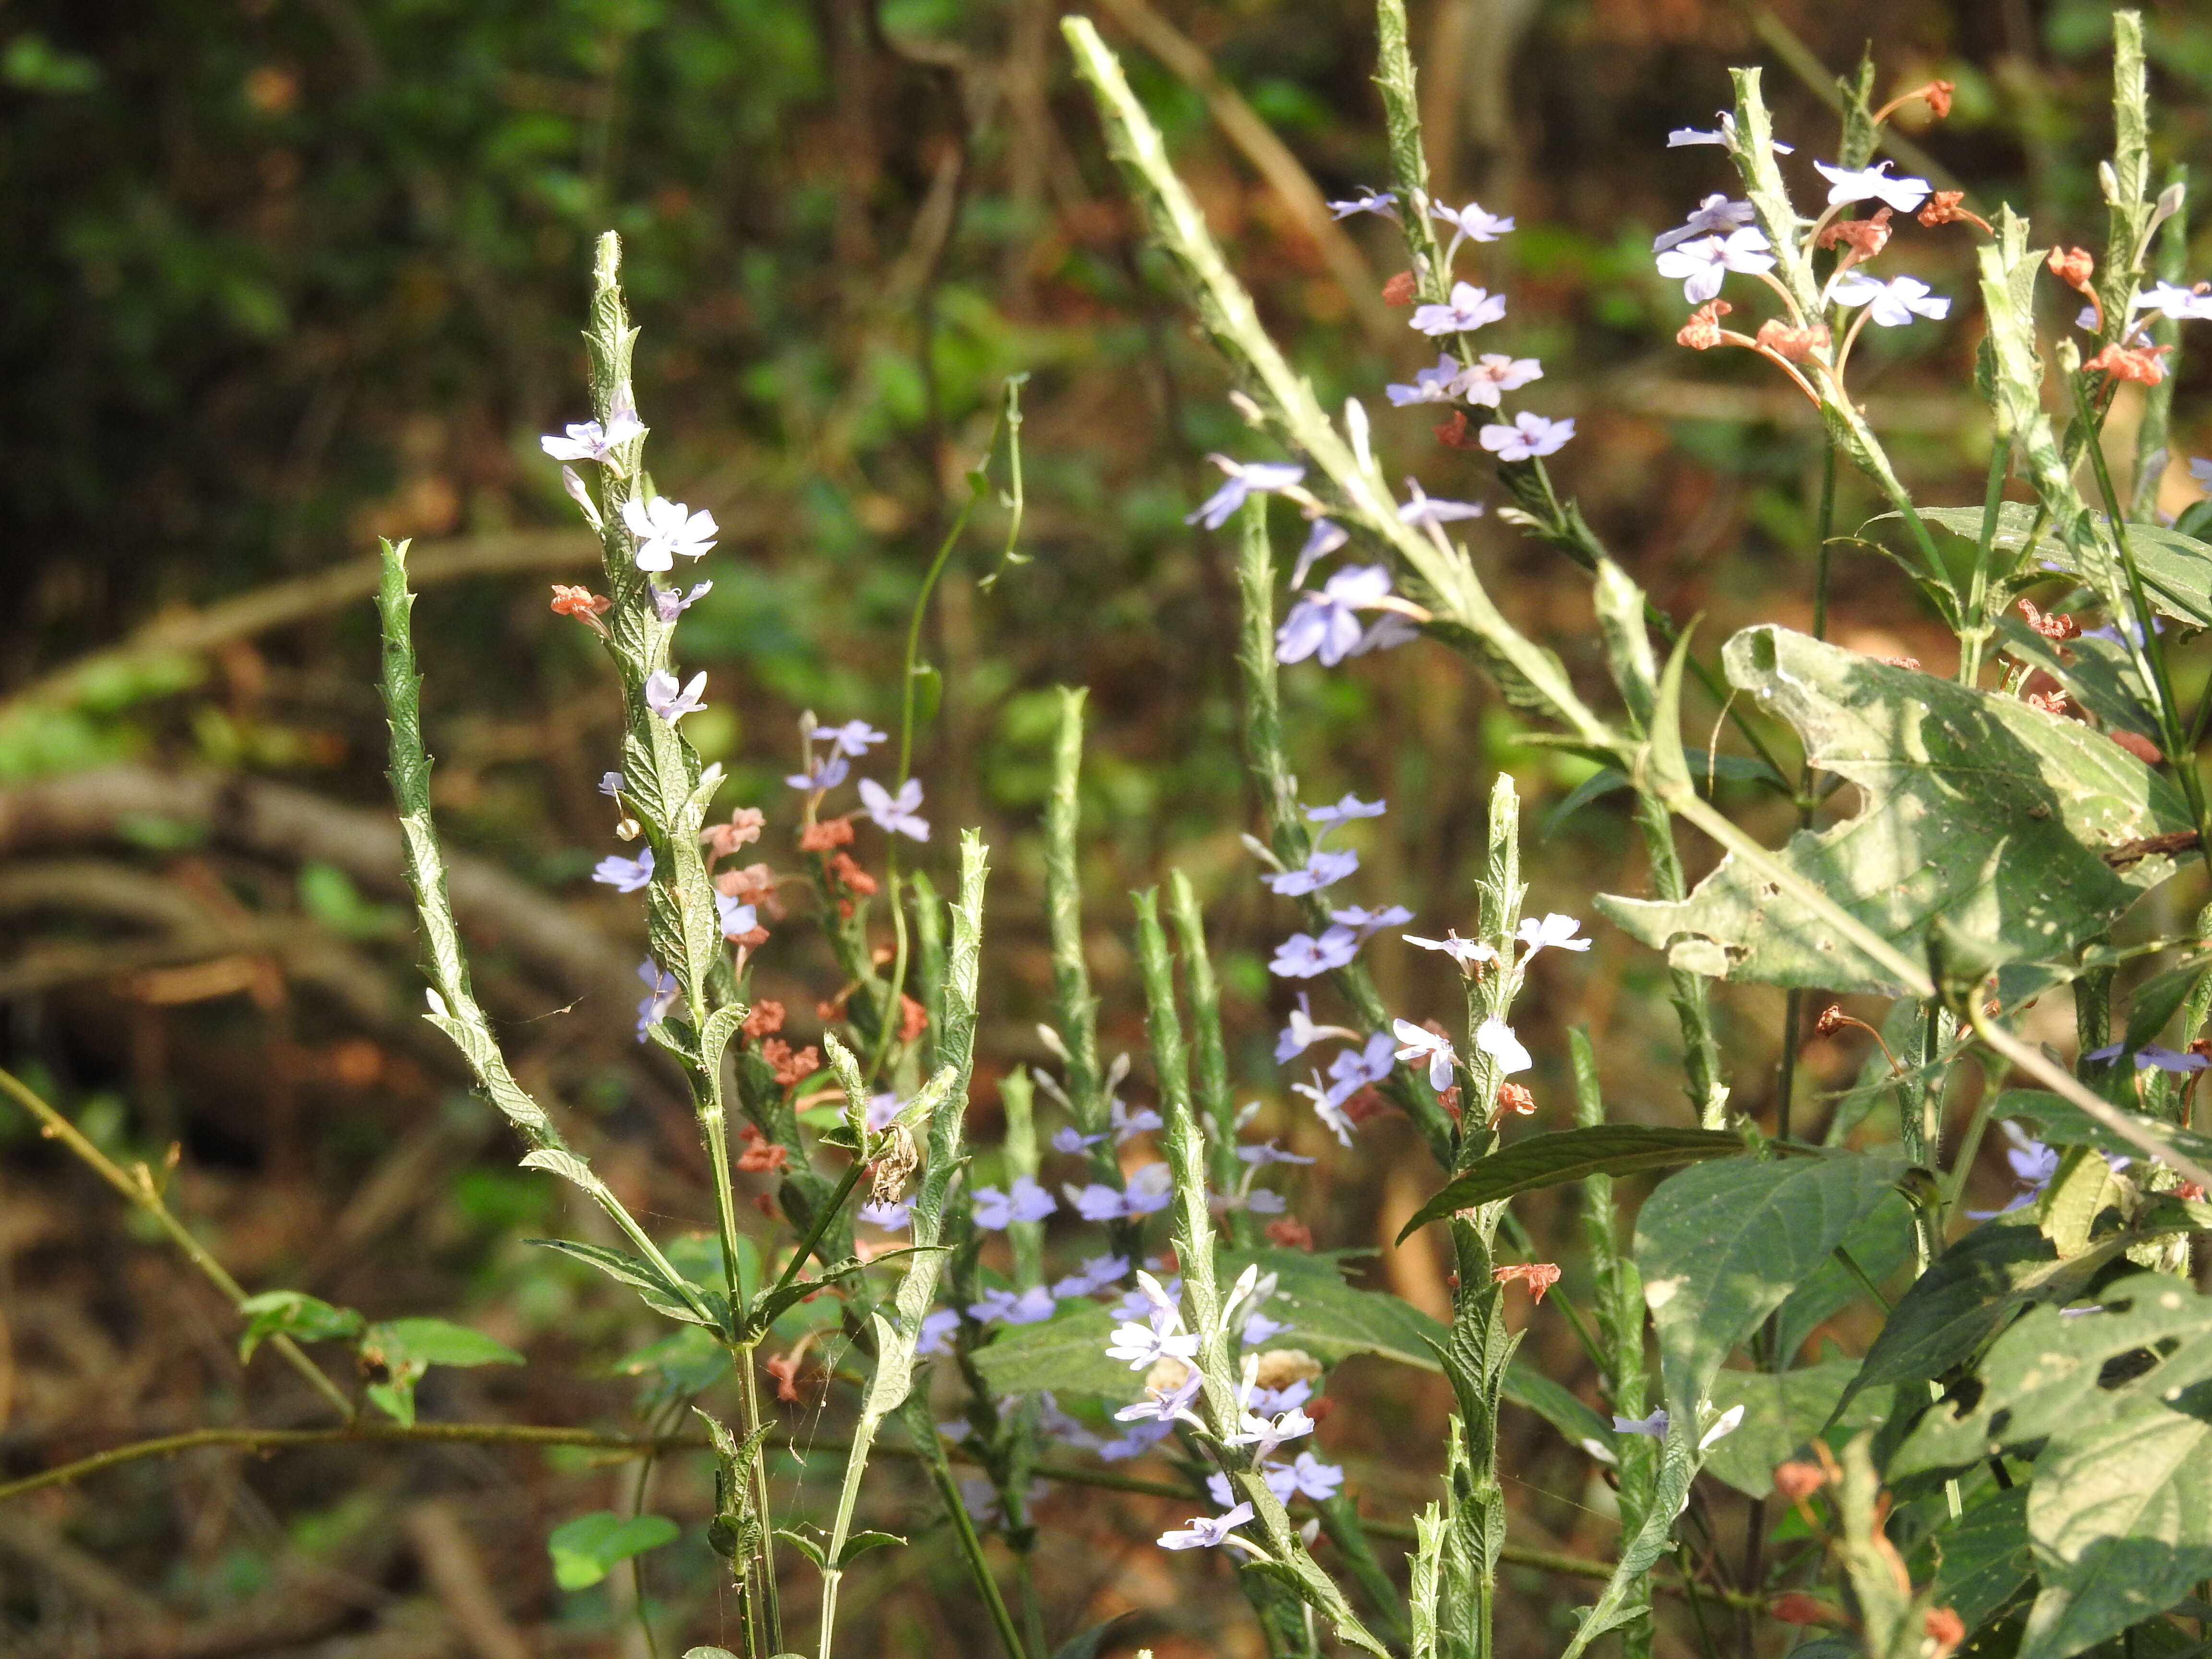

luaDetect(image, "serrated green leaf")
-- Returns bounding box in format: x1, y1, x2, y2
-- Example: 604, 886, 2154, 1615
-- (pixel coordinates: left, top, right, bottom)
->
1396, 1126, 1747, 1241
2037, 1147, 2128, 1259
1700, 1359, 1887, 1497
1599, 625, 2192, 995
549, 1511, 680, 1590
1996, 1091, 2212, 1169
1910, 1488, 2034, 1633
235, 1290, 364, 1363
1635, 1150, 1905, 1418
1907, 503, 2212, 629
529, 1237, 720, 1328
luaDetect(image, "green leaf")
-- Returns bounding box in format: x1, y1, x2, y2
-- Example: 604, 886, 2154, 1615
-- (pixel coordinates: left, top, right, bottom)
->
615, 1326, 733, 1401
1599, 625, 2193, 994
2035, 1147, 2127, 1259
1700, 1359, 1886, 1497
1396, 1126, 1747, 1241
548, 1511, 680, 1591
1851, 1218, 2128, 1404
1635, 1150, 1905, 1417
1770, 1195, 1915, 1362
1996, 1091, 2212, 1169
1910, 1489, 2034, 1633
837, 1529, 906, 1565
1219, 1248, 1448, 1373
1993, 621, 2158, 742
528, 1237, 720, 1328
970, 1303, 1140, 1400
2120, 959, 2212, 1054
235, 1290, 364, 1363
774, 1527, 829, 1569
1540, 750, 1787, 838
1908, 503, 2212, 629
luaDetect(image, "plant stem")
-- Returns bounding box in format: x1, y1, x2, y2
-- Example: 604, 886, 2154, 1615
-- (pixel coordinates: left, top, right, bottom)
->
0, 1065, 356, 1423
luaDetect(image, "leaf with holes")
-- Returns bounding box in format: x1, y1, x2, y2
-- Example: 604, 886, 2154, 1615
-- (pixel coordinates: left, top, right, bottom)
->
1599, 626, 2192, 995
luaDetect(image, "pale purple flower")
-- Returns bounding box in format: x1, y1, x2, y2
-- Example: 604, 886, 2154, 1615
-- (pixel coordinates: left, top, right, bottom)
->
622, 494, 718, 570
1159, 1502, 1254, 1551
866, 1092, 904, 1131
1226, 1405, 1316, 1460
1654, 227, 1773, 303
1238, 1138, 1315, 1167
1293, 1069, 1356, 1148
1114, 1365, 1203, 1424
1479, 411, 1576, 461
1263, 848, 1360, 896
1051, 1125, 1106, 1154
715, 892, 757, 938
1064, 1182, 1129, 1223
785, 753, 850, 792
644, 669, 708, 723
2134, 281, 2212, 322
1111, 1099, 1165, 1143
634, 959, 680, 1041
1968, 1123, 2062, 1217
1098, 1417, 1176, 1461
916, 1308, 963, 1357
1831, 272, 1950, 327
1476, 1016, 1532, 1075
1274, 994, 1334, 1063
1433, 199, 1515, 242
651, 581, 712, 621
1411, 281, 1508, 337
1241, 1189, 1288, 1216
561, 466, 598, 522
1614, 1408, 1669, 1437
1278, 564, 1395, 667
1393, 1019, 1457, 1091
1667, 112, 1791, 153
1456, 352, 1543, 409
1387, 353, 1468, 407
1398, 479, 1487, 530
1111, 1274, 1182, 1323
819, 719, 890, 757
1271, 926, 1361, 979
1517, 912, 1591, 959
859, 1199, 911, 1230
540, 411, 645, 465
1050, 1252, 1131, 1298
2084, 1042, 2209, 1073
1187, 456, 1308, 530
1653, 193, 1756, 253
593, 848, 656, 892
969, 1285, 1058, 1326
597, 770, 624, 797
1250, 1379, 1311, 1415
1326, 186, 1398, 220
972, 1177, 1059, 1230
858, 776, 930, 841
1285, 1452, 1343, 1501
1241, 1310, 1290, 1343
1330, 903, 1411, 941
1405, 930, 1498, 968
1122, 1162, 1173, 1215
1329, 1030, 1398, 1095
1814, 159, 1932, 214
2190, 457, 2212, 489
1209, 1467, 1300, 1508
1289, 519, 1349, 588
1037, 1393, 1104, 1452
1306, 793, 1386, 829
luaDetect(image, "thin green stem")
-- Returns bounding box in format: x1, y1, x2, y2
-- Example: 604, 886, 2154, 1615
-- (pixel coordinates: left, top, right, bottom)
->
0, 1065, 357, 1423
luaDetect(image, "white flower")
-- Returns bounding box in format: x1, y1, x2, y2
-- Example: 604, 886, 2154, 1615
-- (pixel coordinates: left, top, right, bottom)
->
1516, 913, 1591, 959
1398, 478, 1487, 529
1475, 1017, 1531, 1075
1106, 1314, 1200, 1370
1392, 1018, 1458, 1091
643, 669, 707, 723
1432, 200, 1515, 242
540, 411, 645, 465
1456, 353, 1543, 409
858, 776, 930, 842
1291, 1069, 1356, 1148
1326, 187, 1397, 220
1410, 282, 1508, 337
1289, 519, 1348, 588
1831, 272, 1950, 327
621, 494, 718, 570
1653, 228, 1773, 304
1667, 112, 1791, 154
1613, 1408, 1669, 1438
1697, 1402, 1746, 1451
1387, 353, 1467, 407
1479, 412, 1575, 461
1159, 1503, 1254, 1551
1405, 930, 1498, 968
1813, 159, 1931, 214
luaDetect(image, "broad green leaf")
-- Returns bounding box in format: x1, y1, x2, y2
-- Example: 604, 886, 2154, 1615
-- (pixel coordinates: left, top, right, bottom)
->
616, 1325, 732, 1404
969, 1303, 1139, 1400
1395, 1126, 1747, 1241
1635, 1150, 1905, 1416
236, 1290, 363, 1362
529, 1236, 720, 1328
1993, 621, 2158, 742
1850, 1219, 2128, 1405
2036, 1147, 2127, 1259
1541, 749, 1787, 838
1909, 503, 2212, 629
1891, 1273, 2212, 1480
1219, 1248, 1451, 1373
2119, 959, 2212, 1055
548, 1511, 680, 1591
1700, 1359, 1886, 1497
1910, 1488, 2033, 1633
365, 1317, 524, 1370
1996, 1091, 2212, 1169
1599, 626, 2192, 995
837, 1529, 905, 1565
773, 1526, 829, 1568
1770, 1194, 1915, 1362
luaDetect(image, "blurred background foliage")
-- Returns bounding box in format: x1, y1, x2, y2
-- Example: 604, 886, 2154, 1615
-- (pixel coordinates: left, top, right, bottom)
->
4, 0, 2212, 1654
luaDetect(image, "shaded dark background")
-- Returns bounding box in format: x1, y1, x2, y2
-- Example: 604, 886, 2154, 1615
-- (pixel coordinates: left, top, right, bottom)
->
1, 0, 2206, 1654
